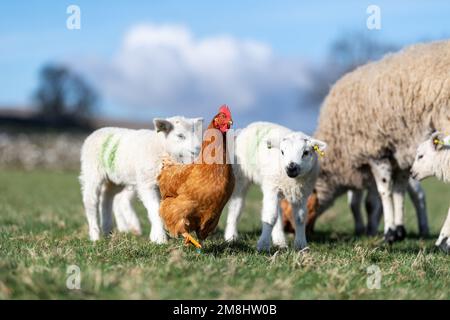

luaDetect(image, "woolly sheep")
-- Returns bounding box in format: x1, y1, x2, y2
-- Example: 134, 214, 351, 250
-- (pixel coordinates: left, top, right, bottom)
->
307, 40, 450, 244
223, 122, 326, 252
79, 116, 203, 242
411, 132, 450, 253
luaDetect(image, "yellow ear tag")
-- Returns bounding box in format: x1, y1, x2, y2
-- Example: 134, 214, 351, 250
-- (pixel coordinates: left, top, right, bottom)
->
313, 145, 325, 158
433, 138, 444, 146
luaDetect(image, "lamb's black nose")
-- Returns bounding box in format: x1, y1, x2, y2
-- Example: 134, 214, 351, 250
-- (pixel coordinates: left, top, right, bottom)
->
288, 162, 296, 169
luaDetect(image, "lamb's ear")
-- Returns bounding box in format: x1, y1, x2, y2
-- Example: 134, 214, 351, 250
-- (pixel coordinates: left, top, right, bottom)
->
153, 118, 174, 135
308, 138, 327, 157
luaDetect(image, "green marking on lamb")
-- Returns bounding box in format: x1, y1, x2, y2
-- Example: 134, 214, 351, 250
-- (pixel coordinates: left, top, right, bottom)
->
247, 126, 273, 167
100, 134, 114, 168
100, 134, 120, 172
107, 139, 120, 172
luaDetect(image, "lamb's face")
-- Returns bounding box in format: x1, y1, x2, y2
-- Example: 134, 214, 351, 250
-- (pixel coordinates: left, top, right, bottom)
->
154, 116, 203, 164
279, 133, 327, 178
411, 138, 437, 181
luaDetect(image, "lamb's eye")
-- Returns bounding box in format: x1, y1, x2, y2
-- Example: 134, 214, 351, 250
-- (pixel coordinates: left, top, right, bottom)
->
177, 133, 186, 140
418, 154, 423, 160
303, 150, 310, 157
281, 150, 284, 155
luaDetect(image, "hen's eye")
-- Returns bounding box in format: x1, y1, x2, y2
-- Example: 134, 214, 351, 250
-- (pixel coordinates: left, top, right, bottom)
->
177, 133, 186, 140
303, 150, 310, 157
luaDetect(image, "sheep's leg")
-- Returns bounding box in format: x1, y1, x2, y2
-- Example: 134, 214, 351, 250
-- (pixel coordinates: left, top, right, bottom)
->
113, 186, 141, 235
256, 185, 279, 252
347, 190, 365, 236
224, 179, 250, 242
82, 180, 102, 241
365, 184, 382, 236
100, 183, 122, 237
137, 185, 168, 244
407, 179, 429, 237
291, 198, 308, 251
392, 170, 409, 241
369, 159, 396, 243
436, 207, 450, 254
271, 205, 288, 248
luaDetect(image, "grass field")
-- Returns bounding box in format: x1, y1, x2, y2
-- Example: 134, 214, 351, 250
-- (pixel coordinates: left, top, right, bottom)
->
0, 169, 449, 299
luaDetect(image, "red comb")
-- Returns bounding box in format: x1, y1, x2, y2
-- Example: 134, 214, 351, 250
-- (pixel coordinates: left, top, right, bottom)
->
219, 104, 231, 117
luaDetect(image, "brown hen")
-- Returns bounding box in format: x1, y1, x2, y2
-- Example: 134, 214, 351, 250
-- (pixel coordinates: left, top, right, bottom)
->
158, 105, 235, 248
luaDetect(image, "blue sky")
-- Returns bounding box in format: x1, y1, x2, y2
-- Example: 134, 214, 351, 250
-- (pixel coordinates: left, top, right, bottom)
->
1, 1, 450, 132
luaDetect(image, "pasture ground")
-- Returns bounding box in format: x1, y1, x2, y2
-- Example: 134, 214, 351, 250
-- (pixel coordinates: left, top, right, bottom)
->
0, 170, 449, 299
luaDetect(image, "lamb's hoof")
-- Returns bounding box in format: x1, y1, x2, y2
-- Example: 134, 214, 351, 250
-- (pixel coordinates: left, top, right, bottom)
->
394, 225, 407, 241
418, 229, 430, 239
224, 232, 238, 243
384, 228, 396, 244
355, 226, 365, 237
256, 238, 271, 253
437, 237, 449, 254
366, 228, 378, 237
150, 232, 168, 244
294, 241, 308, 251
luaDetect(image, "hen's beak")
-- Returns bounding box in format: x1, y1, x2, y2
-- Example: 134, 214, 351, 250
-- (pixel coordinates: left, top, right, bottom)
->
228, 120, 233, 127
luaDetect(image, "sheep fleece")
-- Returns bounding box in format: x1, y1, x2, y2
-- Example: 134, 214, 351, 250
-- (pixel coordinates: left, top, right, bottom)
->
316, 40, 450, 191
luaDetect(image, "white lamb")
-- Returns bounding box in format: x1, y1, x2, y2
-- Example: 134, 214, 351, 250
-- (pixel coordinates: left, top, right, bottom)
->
411, 132, 450, 253
79, 116, 203, 242
224, 122, 326, 252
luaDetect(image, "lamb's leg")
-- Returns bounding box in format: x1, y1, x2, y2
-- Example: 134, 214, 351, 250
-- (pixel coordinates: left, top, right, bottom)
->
271, 205, 287, 248
137, 185, 167, 244
291, 198, 308, 251
82, 180, 102, 241
369, 159, 396, 243
365, 184, 382, 236
100, 183, 121, 237
347, 189, 365, 236
436, 207, 450, 254
407, 179, 429, 237
224, 179, 250, 242
113, 186, 141, 235
113, 189, 129, 233
256, 185, 279, 252
392, 170, 409, 241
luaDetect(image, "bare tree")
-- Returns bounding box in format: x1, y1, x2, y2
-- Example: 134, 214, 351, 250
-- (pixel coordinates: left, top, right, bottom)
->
34, 64, 98, 122
301, 32, 398, 108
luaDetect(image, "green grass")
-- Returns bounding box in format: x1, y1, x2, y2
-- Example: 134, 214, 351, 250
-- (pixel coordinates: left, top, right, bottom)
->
0, 169, 449, 299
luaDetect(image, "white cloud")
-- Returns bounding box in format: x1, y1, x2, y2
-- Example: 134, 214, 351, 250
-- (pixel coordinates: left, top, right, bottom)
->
71, 23, 312, 130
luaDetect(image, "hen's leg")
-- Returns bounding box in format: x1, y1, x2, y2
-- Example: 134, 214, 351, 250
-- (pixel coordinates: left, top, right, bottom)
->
369, 159, 396, 243
347, 189, 365, 236
436, 207, 450, 253
407, 179, 429, 237
256, 185, 279, 252
224, 178, 250, 242
137, 184, 167, 244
